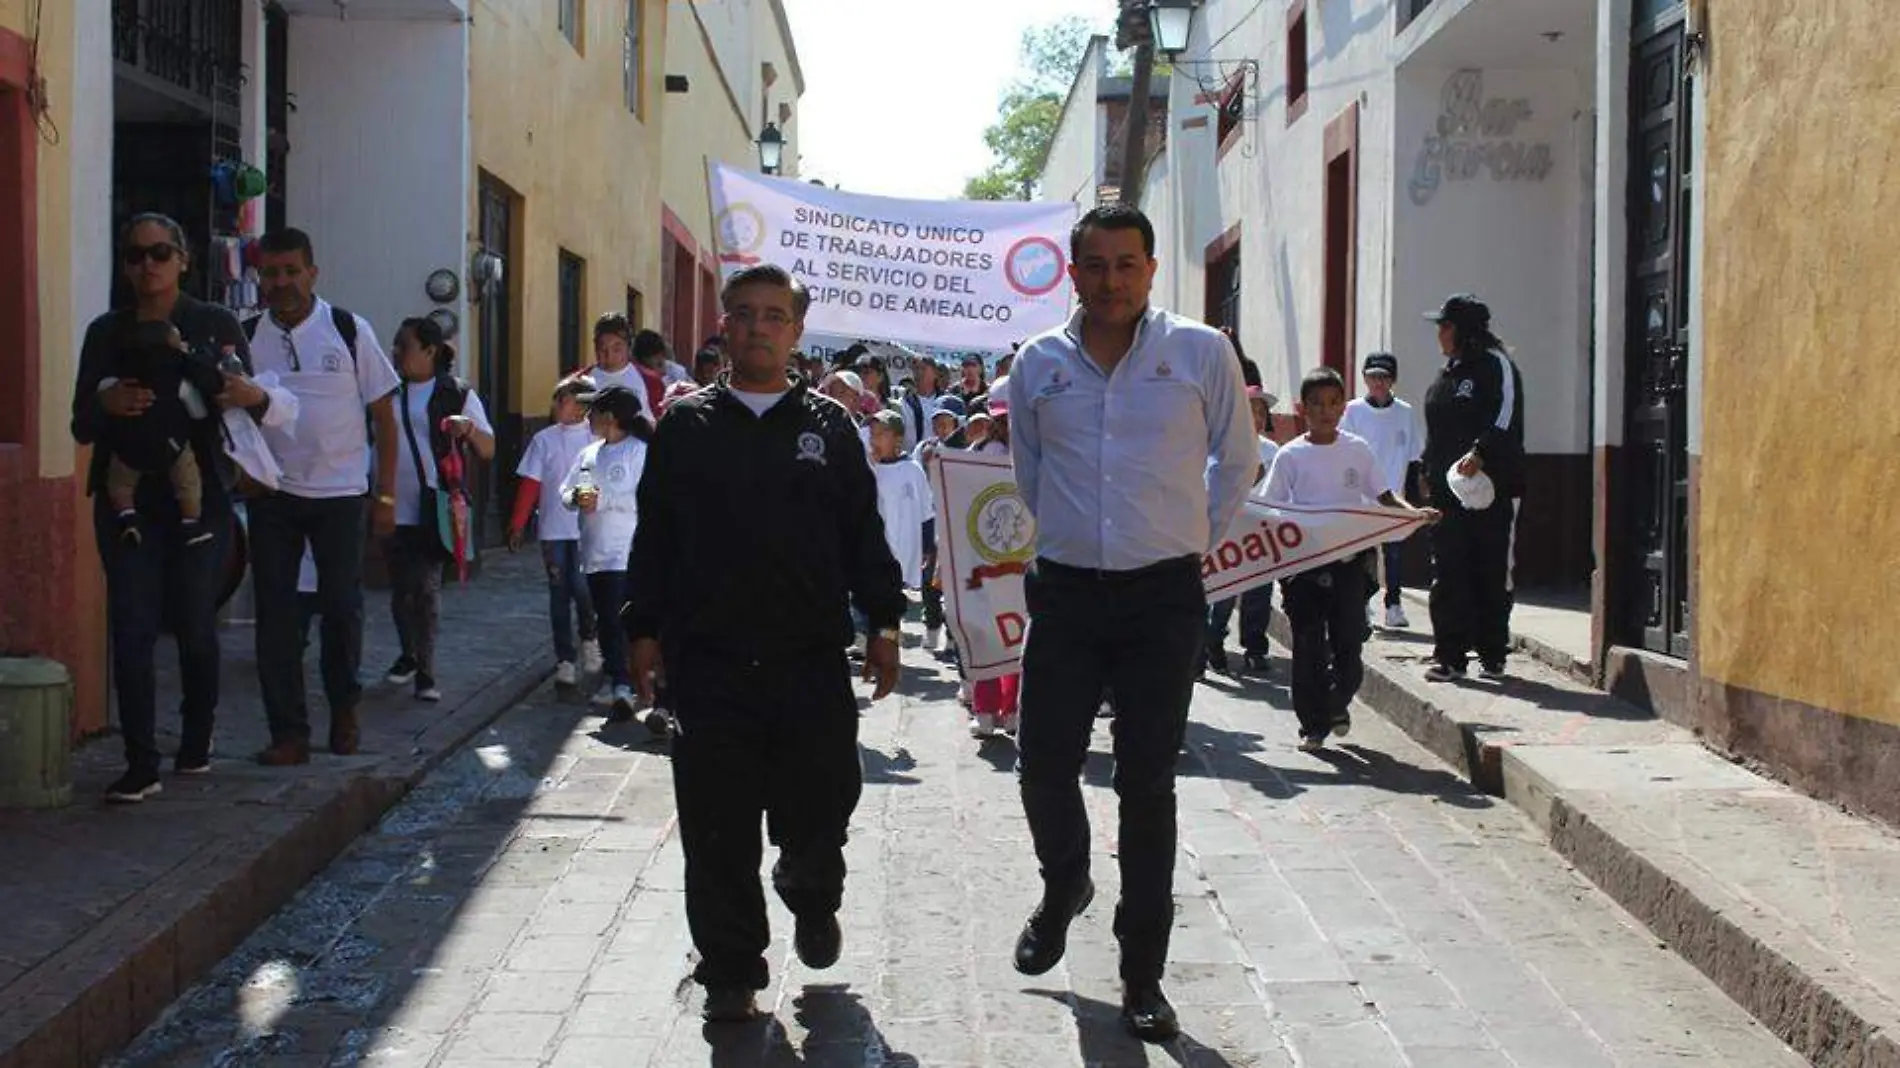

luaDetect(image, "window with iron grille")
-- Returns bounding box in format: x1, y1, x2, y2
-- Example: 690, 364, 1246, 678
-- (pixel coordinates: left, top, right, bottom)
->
558, 251, 586, 373
558, 0, 582, 52
1216, 73, 1245, 151
1397, 0, 1438, 31
623, 0, 643, 116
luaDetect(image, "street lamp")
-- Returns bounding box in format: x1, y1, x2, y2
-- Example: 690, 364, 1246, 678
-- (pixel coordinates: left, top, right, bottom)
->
757, 122, 785, 174
1147, 0, 1196, 60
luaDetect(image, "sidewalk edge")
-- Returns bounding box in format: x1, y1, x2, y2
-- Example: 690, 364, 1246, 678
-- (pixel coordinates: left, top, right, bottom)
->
1333, 623, 1900, 1068
0, 651, 554, 1068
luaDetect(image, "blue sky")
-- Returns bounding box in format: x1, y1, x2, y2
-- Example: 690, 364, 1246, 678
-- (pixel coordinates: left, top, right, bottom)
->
780, 0, 1119, 200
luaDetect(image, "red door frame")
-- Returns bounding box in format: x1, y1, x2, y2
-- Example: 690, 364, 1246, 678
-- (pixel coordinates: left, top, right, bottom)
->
0, 27, 40, 481
1321, 101, 1360, 393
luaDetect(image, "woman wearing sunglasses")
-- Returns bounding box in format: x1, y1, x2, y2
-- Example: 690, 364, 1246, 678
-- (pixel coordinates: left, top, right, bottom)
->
70, 213, 278, 803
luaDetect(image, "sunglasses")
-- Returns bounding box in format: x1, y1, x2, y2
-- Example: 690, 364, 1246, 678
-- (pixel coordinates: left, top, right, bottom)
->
121, 243, 180, 266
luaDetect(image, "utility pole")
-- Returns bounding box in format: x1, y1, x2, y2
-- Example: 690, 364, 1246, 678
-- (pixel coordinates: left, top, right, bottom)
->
1115, 0, 1155, 207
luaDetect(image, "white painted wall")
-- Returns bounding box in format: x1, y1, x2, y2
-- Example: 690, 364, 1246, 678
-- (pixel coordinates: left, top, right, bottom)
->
286, 16, 470, 357
1392, 65, 1593, 456
1037, 38, 1105, 208
1146, 0, 1397, 406
1592, 0, 1630, 451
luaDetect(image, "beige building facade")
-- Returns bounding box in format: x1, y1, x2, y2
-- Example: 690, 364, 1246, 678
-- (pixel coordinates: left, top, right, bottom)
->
658, 0, 803, 358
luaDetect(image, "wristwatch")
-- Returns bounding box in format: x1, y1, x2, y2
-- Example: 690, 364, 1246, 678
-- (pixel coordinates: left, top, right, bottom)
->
873, 627, 903, 645
375, 494, 396, 507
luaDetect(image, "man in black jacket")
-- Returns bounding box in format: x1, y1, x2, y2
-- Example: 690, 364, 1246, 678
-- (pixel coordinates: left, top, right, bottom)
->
1420, 293, 1525, 680
626, 263, 905, 1023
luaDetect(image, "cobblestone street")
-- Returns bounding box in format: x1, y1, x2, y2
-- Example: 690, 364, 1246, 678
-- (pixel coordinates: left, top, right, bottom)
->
111, 630, 1802, 1068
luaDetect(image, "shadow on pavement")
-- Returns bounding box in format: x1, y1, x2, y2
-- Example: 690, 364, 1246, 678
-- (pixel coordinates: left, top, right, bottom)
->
1026, 989, 1240, 1067
112, 681, 604, 1067
861, 745, 921, 786
700, 985, 919, 1067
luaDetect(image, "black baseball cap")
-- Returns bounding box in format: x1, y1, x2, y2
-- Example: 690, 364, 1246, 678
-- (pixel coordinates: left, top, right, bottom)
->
1424, 293, 1491, 331
1362, 352, 1398, 377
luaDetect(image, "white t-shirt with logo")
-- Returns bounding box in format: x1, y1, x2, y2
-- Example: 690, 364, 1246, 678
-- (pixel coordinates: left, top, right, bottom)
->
515, 420, 597, 542
1262, 432, 1388, 508
1340, 397, 1423, 499
560, 436, 647, 573
247, 298, 401, 499
392, 380, 494, 527
872, 457, 935, 588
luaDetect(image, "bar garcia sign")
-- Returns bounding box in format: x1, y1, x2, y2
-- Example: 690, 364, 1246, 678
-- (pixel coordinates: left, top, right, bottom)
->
931, 452, 1429, 680
1409, 69, 1555, 206
708, 163, 1078, 351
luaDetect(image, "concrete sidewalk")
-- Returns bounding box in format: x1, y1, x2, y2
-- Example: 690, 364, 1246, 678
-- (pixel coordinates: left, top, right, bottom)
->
0, 551, 555, 1068
1311, 605, 1900, 1068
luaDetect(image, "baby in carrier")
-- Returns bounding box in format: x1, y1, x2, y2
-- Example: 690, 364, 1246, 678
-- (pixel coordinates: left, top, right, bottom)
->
102, 320, 227, 546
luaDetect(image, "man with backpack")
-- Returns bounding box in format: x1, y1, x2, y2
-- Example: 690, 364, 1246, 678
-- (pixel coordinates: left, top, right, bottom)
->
242, 227, 402, 764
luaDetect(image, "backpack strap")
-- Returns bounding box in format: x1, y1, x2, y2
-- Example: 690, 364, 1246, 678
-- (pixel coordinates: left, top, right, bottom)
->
240, 306, 357, 368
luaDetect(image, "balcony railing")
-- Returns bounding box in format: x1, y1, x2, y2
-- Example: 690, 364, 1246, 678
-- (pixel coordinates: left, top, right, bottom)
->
112, 0, 243, 106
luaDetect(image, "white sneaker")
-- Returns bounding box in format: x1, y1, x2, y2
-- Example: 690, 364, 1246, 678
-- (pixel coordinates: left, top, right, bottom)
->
998, 710, 1020, 736
554, 661, 578, 687
1384, 603, 1410, 629
580, 639, 604, 675
925, 627, 942, 651
590, 682, 615, 707
970, 713, 997, 738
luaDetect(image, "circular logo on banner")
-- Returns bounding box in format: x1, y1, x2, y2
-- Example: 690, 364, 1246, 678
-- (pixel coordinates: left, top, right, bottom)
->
716, 203, 767, 266
1003, 236, 1066, 297
966, 483, 1036, 566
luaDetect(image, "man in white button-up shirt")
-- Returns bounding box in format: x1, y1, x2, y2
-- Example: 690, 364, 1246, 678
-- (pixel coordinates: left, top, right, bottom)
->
243, 228, 402, 765
1005, 205, 1256, 1044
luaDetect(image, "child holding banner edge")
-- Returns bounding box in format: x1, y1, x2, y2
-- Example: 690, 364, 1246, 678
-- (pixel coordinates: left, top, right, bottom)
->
1263, 368, 1438, 752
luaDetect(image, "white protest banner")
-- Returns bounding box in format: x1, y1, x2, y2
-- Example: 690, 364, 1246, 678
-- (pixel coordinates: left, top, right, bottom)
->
931, 451, 1430, 680
708, 163, 1078, 351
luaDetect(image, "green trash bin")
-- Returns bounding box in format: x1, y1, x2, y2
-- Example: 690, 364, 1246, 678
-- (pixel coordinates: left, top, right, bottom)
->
0, 658, 74, 808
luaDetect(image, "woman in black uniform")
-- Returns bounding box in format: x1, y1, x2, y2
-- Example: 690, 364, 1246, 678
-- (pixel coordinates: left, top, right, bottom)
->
1420, 294, 1525, 681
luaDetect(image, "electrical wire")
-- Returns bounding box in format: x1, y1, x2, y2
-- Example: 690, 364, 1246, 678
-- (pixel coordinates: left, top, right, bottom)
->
26, 0, 62, 146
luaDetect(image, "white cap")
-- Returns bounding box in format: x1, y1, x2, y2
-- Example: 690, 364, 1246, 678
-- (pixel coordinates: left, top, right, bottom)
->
1447, 465, 1496, 511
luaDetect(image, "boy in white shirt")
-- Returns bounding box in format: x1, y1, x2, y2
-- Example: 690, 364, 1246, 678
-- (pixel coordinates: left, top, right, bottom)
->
867, 411, 935, 592
561, 386, 654, 730
1340, 352, 1424, 629
1264, 368, 1436, 751
1205, 384, 1280, 675
511, 373, 603, 688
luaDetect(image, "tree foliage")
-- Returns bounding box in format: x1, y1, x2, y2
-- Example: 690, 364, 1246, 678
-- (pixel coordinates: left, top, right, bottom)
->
963, 16, 1127, 201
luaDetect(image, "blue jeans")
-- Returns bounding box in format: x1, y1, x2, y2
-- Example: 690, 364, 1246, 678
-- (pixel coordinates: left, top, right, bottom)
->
586, 570, 630, 687
1380, 540, 1406, 608
1206, 585, 1273, 654
541, 539, 596, 663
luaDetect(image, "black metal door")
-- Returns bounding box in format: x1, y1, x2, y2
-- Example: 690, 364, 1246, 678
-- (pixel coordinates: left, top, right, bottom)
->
1624, 13, 1692, 657
476, 178, 516, 550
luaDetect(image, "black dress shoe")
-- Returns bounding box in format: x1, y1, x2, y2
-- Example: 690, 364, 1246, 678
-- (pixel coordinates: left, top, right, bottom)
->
703, 986, 761, 1023
794, 911, 842, 970
1122, 982, 1180, 1043
1012, 879, 1094, 976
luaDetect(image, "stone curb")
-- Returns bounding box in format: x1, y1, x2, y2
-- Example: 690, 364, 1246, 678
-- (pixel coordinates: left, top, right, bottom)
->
1298, 610, 1900, 1068
0, 650, 555, 1068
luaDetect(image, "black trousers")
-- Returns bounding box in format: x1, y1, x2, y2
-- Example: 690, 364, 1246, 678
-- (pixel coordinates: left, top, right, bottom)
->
94, 499, 227, 774
1428, 499, 1513, 670
249, 494, 367, 742
669, 645, 862, 990
1016, 556, 1204, 984
1280, 558, 1367, 737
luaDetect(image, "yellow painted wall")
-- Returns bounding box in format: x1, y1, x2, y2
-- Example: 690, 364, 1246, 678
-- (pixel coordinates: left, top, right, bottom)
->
659, 0, 802, 259
469, 0, 668, 411
1, 0, 77, 479
1698, 1, 1900, 724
